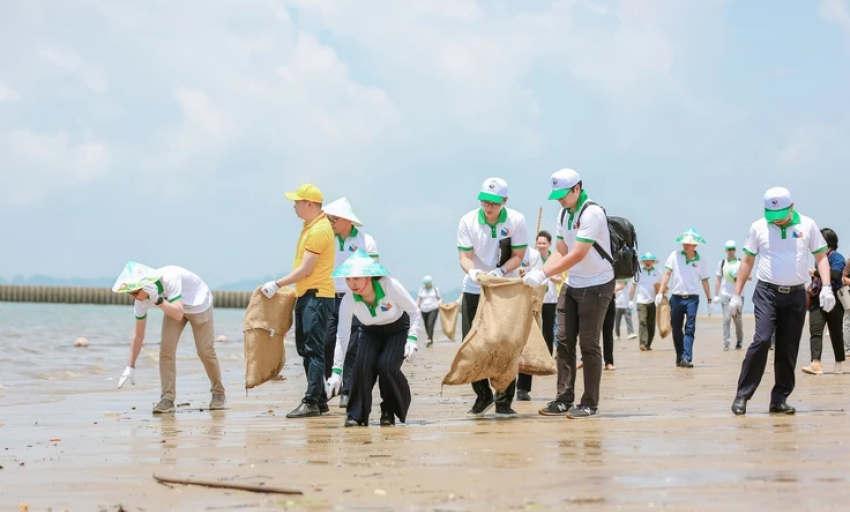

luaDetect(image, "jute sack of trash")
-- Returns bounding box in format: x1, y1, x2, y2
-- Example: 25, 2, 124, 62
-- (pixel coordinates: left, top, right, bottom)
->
443, 275, 538, 392
244, 286, 296, 389
439, 302, 459, 342
518, 284, 556, 375
657, 295, 672, 339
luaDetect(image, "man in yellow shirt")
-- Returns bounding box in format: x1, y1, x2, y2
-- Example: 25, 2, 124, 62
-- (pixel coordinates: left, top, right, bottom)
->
262, 183, 335, 418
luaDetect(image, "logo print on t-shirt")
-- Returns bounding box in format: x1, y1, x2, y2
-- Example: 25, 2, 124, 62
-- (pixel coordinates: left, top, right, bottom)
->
792, 231, 802, 239
348, 244, 358, 252
501, 228, 510, 237
380, 302, 392, 313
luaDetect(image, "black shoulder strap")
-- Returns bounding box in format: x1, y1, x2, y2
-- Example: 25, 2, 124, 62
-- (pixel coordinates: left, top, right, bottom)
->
559, 207, 567, 227
578, 201, 614, 264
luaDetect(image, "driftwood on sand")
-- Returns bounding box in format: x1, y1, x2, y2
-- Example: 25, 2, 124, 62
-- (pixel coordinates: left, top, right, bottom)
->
153, 474, 303, 495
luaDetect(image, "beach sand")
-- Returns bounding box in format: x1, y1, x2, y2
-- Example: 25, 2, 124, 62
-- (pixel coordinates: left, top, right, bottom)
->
2, 315, 849, 511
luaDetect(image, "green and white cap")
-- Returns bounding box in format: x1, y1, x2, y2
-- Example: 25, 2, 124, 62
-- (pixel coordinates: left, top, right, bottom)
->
764, 187, 793, 222
332, 249, 390, 278
640, 252, 658, 262
112, 260, 160, 293
725, 240, 736, 250
322, 197, 363, 226
477, 178, 508, 203
548, 168, 581, 200
676, 228, 707, 246
423, 275, 432, 284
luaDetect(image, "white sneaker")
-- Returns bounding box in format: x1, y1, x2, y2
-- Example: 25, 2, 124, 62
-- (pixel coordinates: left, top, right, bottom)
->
835, 363, 843, 375
628, 334, 637, 340
802, 365, 823, 375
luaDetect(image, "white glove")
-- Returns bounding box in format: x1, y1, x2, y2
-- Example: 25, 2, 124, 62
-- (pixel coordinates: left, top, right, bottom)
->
404, 340, 419, 362
523, 269, 547, 287
468, 269, 483, 284
117, 366, 135, 388
142, 282, 159, 302
707, 301, 714, 316
729, 294, 743, 316
261, 280, 280, 298
325, 371, 342, 398
655, 293, 664, 307
820, 284, 836, 313
713, 296, 720, 304
487, 267, 506, 278
628, 301, 634, 310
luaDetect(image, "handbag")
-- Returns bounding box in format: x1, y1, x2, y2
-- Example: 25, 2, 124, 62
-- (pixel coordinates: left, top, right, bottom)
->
836, 285, 850, 311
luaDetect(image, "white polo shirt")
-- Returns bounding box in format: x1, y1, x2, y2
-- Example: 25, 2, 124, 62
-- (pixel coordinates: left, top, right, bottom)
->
635, 266, 660, 305
664, 251, 711, 296
539, 251, 559, 304
333, 227, 379, 293
614, 281, 632, 308
457, 207, 529, 294
134, 266, 213, 319
743, 212, 827, 286
556, 200, 614, 288
716, 258, 741, 297
334, 276, 422, 369
417, 286, 441, 313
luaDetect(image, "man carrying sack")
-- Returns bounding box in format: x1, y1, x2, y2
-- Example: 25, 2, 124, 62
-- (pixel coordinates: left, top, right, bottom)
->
261, 183, 335, 419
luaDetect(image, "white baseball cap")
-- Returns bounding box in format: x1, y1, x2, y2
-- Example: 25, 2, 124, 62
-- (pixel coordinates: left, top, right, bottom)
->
549, 168, 581, 200
423, 275, 432, 284
725, 240, 736, 250
478, 178, 508, 202
322, 197, 362, 226
764, 187, 793, 222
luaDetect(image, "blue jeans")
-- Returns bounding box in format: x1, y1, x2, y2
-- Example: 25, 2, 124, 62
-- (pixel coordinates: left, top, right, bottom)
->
670, 295, 699, 362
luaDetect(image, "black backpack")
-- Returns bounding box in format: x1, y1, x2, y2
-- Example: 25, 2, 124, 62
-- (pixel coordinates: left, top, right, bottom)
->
559, 200, 640, 280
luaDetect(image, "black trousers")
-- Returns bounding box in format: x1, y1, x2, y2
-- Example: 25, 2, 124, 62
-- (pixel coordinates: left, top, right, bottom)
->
736, 281, 806, 404
462, 292, 516, 406
294, 292, 334, 405
518, 303, 557, 391
809, 304, 846, 363
323, 295, 362, 396
601, 299, 616, 366
347, 313, 412, 424
421, 309, 438, 341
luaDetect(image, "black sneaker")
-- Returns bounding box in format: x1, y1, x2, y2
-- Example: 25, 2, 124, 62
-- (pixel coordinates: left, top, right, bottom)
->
494, 404, 518, 418
318, 402, 329, 414
380, 410, 395, 426
682, 360, 694, 368
538, 400, 572, 417
516, 389, 531, 401
566, 404, 598, 419
468, 396, 495, 416
735, 343, 743, 350
338, 395, 349, 409
344, 416, 361, 427
286, 402, 321, 418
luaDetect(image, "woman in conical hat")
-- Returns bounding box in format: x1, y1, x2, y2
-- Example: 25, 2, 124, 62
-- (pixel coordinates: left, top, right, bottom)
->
656, 229, 713, 368
326, 250, 422, 427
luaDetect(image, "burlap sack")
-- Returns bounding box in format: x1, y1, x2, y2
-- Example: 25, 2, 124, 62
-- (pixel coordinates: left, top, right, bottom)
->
443, 275, 537, 392
439, 302, 459, 342
657, 296, 672, 339
518, 285, 556, 375
244, 286, 296, 389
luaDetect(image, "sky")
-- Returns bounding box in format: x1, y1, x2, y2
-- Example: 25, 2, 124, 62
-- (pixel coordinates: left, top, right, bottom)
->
1, 0, 850, 296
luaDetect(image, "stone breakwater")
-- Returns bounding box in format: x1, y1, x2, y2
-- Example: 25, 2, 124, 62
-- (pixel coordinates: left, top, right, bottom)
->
0, 285, 252, 308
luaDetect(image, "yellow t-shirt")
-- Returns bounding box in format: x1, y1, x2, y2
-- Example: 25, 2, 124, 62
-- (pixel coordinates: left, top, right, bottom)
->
294, 213, 335, 298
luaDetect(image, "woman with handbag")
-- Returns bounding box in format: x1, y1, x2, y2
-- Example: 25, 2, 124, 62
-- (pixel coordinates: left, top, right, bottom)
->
802, 228, 846, 375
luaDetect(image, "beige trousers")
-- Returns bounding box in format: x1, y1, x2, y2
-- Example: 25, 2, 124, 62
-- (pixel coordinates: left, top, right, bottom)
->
159, 306, 225, 401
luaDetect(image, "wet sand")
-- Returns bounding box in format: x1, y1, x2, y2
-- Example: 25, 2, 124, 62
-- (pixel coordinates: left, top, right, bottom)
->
2, 315, 849, 511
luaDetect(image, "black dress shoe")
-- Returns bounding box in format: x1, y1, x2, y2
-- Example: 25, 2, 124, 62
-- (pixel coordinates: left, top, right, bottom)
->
516, 389, 531, 401
318, 402, 329, 414
676, 359, 685, 367
286, 402, 321, 418
731, 396, 747, 416
769, 402, 796, 415
380, 410, 395, 426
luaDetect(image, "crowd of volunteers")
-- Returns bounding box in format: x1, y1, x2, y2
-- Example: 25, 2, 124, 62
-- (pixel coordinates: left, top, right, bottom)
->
111, 170, 844, 423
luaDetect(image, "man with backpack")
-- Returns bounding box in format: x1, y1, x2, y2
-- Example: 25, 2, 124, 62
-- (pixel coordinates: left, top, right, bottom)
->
714, 240, 746, 351
524, 168, 637, 419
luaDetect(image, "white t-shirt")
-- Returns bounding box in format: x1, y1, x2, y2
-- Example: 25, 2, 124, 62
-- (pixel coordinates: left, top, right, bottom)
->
556, 200, 614, 288
716, 258, 742, 297
539, 251, 559, 304
133, 266, 213, 319
334, 276, 422, 369
743, 212, 828, 286
417, 286, 441, 313
635, 266, 660, 305
457, 207, 529, 294
615, 281, 632, 309
333, 227, 379, 293
664, 251, 711, 296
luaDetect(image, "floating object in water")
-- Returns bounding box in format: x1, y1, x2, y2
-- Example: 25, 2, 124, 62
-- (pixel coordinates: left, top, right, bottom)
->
74, 337, 89, 348
216, 334, 228, 343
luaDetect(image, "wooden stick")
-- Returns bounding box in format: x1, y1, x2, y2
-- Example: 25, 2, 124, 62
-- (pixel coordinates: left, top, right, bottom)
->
153, 474, 303, 495
535, 206, 543, 236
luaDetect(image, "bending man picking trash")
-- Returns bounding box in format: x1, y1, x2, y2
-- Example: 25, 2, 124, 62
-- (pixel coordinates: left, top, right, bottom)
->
113, 261, 226, 414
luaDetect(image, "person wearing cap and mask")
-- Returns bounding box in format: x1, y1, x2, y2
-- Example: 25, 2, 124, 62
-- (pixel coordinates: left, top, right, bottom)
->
112, 261, 225, 414
730, 187, 834, 416
416, 276, 442, 347
523, 168, 615, 419
325, 250, 421, 427
801, 228, 845, 376
714, 240, 747, 351
457, 177, 529, 418
635, 253, 660, 351
320, 197, 379, 409
261, 184, 335, 419
656, 228, 713, 368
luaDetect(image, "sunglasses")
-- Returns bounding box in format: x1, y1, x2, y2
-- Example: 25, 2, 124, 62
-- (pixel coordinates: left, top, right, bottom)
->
480, 200, 501, 208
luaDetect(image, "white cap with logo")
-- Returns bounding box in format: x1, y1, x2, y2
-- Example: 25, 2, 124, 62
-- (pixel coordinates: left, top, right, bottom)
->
478, 178, 509, 203
549, 168, 581, 200
763, 187, 793, 223
725, 240, 736, 249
